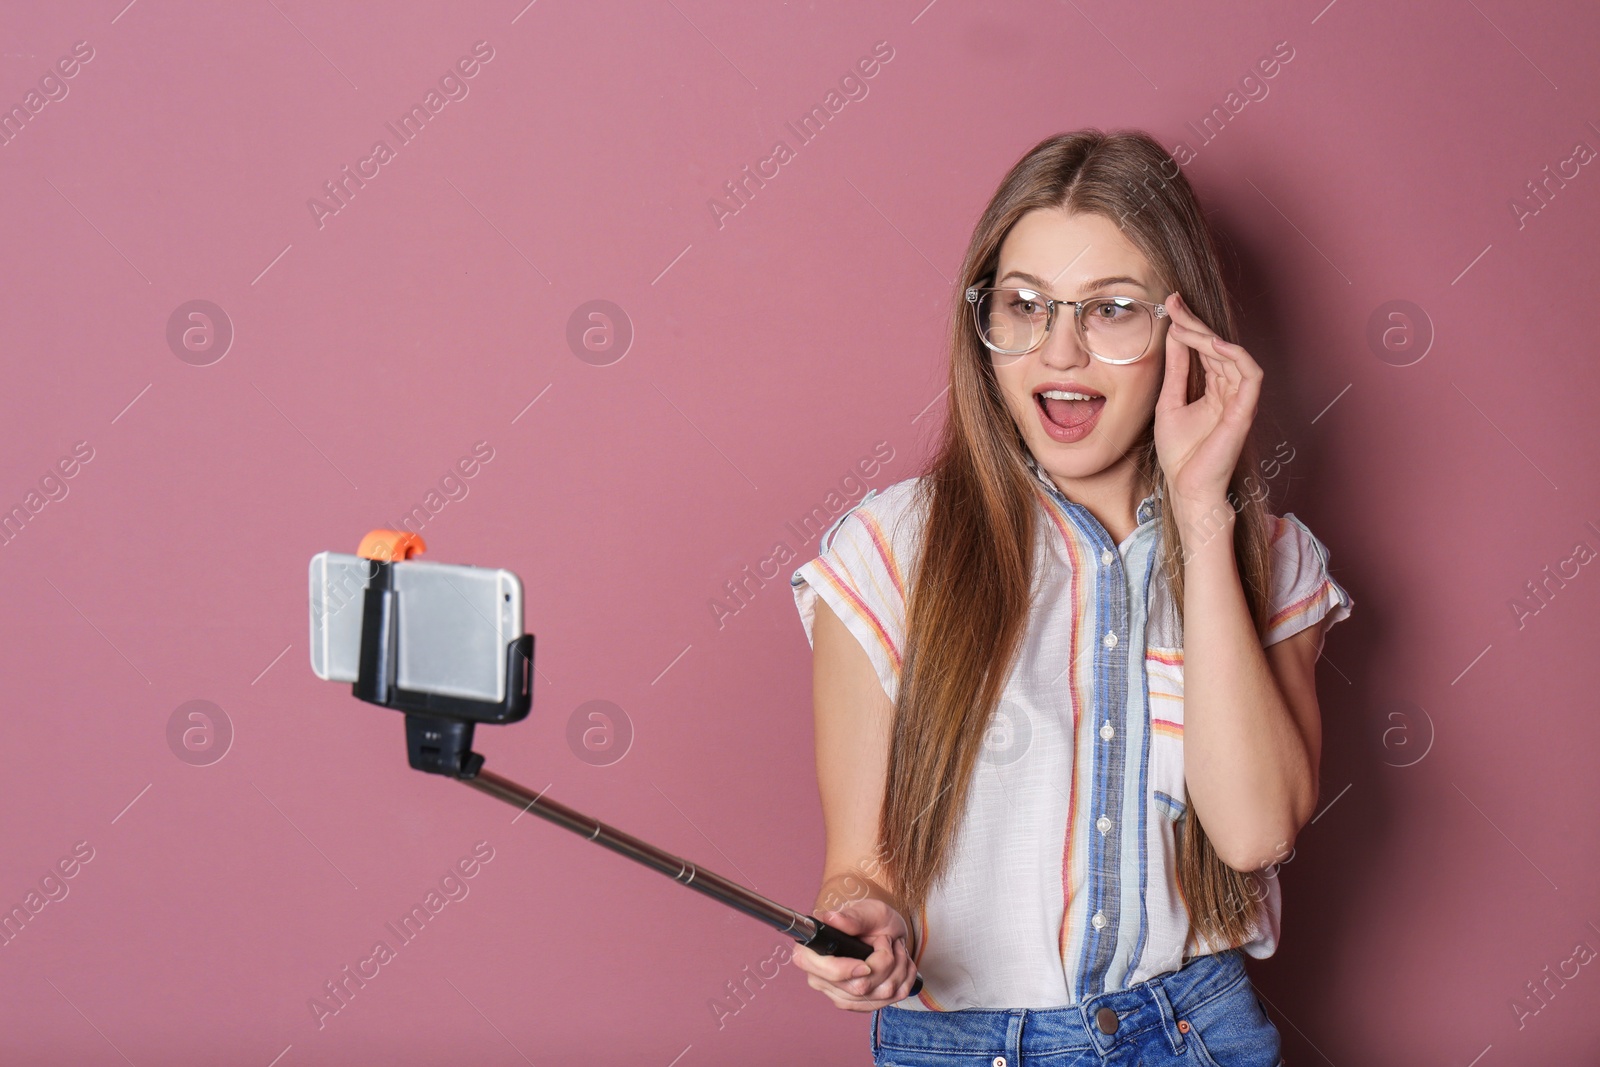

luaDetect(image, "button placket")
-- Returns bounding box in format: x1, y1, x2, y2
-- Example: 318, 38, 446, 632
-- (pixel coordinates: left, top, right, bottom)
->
1085, 524, 1129, 983
1047, 496, 1144, 996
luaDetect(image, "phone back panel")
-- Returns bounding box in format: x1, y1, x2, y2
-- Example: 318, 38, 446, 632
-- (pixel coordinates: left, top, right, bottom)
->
309, 552, 378, 685
309, 552, 523, 703
393, 561, 521, 702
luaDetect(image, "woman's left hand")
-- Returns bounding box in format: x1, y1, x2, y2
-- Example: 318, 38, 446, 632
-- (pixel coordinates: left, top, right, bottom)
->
1152, 291, 1262, 508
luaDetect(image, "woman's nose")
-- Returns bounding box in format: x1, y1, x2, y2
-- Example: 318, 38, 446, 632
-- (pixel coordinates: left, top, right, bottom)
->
1038, 315, 1090, 367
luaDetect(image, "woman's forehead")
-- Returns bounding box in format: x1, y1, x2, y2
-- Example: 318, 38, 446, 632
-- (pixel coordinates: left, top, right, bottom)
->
997, 210, 1157, 294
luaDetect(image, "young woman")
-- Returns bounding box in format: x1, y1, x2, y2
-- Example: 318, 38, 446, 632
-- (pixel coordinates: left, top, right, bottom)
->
788, 129, 1354, 1067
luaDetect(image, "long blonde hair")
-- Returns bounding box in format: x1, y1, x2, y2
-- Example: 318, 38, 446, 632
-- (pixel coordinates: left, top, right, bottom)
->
881, 128, 1276, 957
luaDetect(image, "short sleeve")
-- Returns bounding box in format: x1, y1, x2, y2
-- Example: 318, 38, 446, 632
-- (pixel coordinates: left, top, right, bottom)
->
1263, 512, 1354, 647
790, 489, 910, 706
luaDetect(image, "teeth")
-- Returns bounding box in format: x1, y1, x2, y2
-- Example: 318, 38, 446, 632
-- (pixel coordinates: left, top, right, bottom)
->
1038, 390, 1100, 401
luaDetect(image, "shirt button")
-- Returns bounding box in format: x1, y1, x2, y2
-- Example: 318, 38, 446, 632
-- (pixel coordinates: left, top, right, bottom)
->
1099, 721, 1114, 740
1103, 631, 1117, 648
1091, 910, 1107, 929
1101, 548, 1113, 566
1096, 814, 1112, 833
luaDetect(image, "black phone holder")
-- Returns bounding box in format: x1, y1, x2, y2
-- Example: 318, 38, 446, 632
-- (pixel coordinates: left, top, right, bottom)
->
344, 546, 922, 998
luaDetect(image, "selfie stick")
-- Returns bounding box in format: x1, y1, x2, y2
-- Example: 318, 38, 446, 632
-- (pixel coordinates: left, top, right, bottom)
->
346, 530, 921, 997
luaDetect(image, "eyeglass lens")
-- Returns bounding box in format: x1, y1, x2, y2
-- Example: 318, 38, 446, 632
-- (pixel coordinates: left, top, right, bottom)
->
974, 291, 1155, 362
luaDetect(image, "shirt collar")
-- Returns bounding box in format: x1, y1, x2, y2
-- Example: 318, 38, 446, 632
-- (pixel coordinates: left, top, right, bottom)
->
1024, 452, 1163, 527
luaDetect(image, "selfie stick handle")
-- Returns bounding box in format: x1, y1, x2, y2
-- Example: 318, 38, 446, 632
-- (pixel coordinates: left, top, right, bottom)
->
458, 767, 922, 997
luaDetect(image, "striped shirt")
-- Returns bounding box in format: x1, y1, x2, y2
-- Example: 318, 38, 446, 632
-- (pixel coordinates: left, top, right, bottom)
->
790, 457, 1354, 1010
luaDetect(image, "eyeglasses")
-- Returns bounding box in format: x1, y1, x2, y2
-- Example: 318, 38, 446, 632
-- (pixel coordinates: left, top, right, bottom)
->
965, 284, 1168, 365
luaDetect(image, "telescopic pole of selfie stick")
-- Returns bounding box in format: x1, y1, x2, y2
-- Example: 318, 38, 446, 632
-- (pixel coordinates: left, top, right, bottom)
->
348, 530, 921, 998
456, 767, 919, 993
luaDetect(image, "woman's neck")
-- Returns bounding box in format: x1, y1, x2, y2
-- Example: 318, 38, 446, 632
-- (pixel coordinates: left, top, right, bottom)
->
1037, 461, 1156, 546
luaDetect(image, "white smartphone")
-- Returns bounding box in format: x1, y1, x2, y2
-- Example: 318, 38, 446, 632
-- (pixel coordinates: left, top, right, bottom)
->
309, 552, 524, 703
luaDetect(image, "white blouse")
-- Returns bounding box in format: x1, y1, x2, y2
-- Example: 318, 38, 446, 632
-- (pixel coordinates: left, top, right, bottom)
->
791, 459, 1354, 1010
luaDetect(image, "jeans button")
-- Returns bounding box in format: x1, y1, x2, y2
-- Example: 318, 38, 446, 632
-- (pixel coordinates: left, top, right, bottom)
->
1096, 1006, 1119, 1034
991, 1058, 1007, 1067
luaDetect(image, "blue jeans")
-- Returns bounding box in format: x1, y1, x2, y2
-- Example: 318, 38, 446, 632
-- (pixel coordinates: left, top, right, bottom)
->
870, 947, 1283, 1066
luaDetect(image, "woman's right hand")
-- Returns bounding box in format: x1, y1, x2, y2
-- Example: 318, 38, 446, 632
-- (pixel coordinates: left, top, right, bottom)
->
792, 899, 920, 1012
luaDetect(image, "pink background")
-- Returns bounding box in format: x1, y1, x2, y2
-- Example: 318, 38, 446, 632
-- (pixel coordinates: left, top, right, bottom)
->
2, 0, 1597, 1063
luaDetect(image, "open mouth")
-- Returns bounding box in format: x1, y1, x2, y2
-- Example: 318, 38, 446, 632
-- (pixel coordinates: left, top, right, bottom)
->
1035, 390, 1106, 429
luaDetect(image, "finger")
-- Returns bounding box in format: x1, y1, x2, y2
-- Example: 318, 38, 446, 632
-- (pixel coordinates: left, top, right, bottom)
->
836, 948, 889, 994
1201, 347, 1235, 395
1222, 355, 1263, 428
1162, 300, 1245, 370
1168, 321, 1253, 379
1165, 291, 1219, 335
825, 991, 877, 1013
816, 981, 872, 1011
1166, 317, 1227, 362
1207, 353, 1245, 406
1209, 335, 1263, 382
1178, 330, 1244, 399
790, 942, 826, 975
860, 959, 913, 1002
1157, 316, 1191, 413
1204, 335, 1246, 383
857, 939, 913, 999
1161, 303, 1236, 397
818, 969, 877, 1004
835, 936, 901, 998
825, 954, 876, 985
793, 943, 873, 985
817, 908, 867, 935
807, 967, 874, 1003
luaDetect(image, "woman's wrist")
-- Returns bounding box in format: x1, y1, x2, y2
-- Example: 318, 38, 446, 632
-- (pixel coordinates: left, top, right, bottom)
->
1171, 492, 1237, 564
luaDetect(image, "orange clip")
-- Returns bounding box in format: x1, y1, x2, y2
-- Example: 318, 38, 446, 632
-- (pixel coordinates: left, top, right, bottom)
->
356, 529, 427, 562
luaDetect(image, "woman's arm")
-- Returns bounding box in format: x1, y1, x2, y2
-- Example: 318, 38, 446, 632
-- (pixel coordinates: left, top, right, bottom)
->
1172, 499, 1324, 873
1154, 295, 1327, 875
792, 599, 920, 1010
809, 598, 917, 956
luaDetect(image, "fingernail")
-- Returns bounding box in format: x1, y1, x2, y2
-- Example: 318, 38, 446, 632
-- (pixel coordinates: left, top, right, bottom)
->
852, 965, 870, 977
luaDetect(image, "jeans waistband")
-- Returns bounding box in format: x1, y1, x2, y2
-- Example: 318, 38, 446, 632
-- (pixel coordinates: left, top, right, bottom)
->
873, 948, 1251, 1060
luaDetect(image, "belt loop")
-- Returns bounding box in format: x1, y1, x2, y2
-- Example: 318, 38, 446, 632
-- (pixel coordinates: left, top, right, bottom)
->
1148, 982, 1186, 1054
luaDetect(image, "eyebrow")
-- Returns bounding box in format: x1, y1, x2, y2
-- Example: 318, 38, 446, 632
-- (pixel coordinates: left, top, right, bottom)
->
998, 270, 1148, 297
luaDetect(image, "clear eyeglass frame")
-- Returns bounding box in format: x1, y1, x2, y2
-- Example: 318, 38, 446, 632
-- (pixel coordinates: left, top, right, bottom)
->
964, 284, 1170, 365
